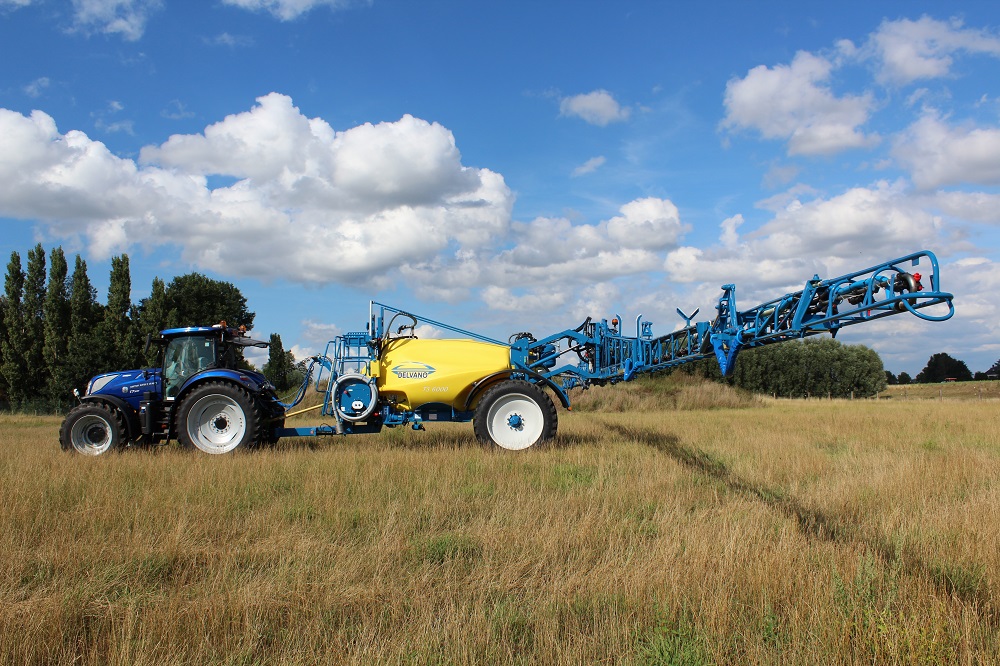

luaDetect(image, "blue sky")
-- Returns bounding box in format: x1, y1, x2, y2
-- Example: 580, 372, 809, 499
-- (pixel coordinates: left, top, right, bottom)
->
2, 1, 1000, 376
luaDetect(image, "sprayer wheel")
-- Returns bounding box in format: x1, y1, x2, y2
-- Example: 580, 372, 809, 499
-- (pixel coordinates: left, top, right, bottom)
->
473, 380, 557, 450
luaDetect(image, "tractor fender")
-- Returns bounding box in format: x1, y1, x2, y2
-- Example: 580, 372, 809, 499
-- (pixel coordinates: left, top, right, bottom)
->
173, 370, 268, 407
462, 369, 571, 411
80, 394, 141, 442
174, 368, 266, 404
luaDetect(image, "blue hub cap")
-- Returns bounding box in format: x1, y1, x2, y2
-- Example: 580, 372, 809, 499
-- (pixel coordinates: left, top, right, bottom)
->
507, 413, 524, 430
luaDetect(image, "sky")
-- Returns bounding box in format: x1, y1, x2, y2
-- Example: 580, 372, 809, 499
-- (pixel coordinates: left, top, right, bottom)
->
2, 0, 1000, 376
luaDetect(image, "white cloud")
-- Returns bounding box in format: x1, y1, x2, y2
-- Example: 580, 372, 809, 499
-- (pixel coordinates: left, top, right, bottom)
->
23, 77, 49, 98
665, 181, 945, 295
721, 51, 878, 156
206, 32, 254, 48
397, 197, 688, 304
70, 0, 162, 41
222, 0, 357, 21
866, 16, 1000, 85
928, 191, 1000, 225
893, 112, 1000, 189
571, 155, 605, 177
0, 94, 514, 285
559, 90, 631, 126
720, 214, 743, 249
482, 286, 568, 313
0, 0, 34, 7
606, 197, 686, 250
300, 319, 341, 341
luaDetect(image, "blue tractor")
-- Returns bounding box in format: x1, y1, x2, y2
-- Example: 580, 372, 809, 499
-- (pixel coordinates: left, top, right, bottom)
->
59, 324, 285, 455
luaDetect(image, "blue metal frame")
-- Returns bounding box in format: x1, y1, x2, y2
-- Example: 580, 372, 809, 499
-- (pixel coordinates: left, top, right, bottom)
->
514, 250, 953, 388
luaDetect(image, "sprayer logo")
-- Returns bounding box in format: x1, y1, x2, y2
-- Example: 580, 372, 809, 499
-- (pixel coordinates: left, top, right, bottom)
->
391, 362, 436, 380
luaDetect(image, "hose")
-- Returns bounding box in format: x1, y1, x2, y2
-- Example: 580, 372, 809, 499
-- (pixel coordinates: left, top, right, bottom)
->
272, 357, 318, 410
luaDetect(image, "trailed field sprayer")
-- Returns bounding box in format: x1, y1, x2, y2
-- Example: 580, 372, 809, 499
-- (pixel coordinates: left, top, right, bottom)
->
61, 250, 954, 455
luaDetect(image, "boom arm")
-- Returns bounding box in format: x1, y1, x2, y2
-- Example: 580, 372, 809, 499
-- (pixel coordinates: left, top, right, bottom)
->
510, 250, 953, 399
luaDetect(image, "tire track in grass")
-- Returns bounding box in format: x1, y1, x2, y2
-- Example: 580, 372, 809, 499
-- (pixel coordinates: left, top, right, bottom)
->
607, 423, 997, 616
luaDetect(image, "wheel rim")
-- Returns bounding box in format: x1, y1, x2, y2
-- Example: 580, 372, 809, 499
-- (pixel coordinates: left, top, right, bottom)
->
70, 414, 114, 455
486, 393, 544, 450
186, 394, 247, 454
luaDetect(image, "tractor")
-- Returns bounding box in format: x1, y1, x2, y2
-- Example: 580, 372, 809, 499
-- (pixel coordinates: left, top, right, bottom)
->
59, 324, 285, 455
61, 250, 954, 455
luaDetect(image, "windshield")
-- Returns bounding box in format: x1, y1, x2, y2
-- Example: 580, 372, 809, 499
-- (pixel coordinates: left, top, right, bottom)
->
163, 335, 217, 398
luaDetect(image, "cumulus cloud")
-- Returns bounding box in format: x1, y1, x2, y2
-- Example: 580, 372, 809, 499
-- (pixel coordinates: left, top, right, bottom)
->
720, 214, 743, 249
666, 181, 944, 296
69, 0, 162, 41
928, 191, 1000, 225
221, 0, 357, 21
0, 94, 513, 284
396, 196, 688, 308
893, 112, 1000, 189
721, 51, 878, 156
559, 90, 631, 126
866, 16, 1000, 85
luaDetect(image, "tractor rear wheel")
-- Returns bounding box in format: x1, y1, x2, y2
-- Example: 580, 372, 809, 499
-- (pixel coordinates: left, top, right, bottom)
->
177, 382, 259, 454
60, 403, 126, 455
473, 380, 557, 450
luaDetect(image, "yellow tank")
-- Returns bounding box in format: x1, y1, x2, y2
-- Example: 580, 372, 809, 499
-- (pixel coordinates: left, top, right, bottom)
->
375, 338, 512, 410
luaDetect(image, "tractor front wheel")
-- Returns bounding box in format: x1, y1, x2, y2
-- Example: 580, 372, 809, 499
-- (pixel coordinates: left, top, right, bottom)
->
60, 403, 126, 455
177, 382, 259, 454
473, 380, 557, 450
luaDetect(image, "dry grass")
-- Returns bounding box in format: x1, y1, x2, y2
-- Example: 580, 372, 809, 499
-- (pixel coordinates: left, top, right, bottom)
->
1, 389, 998, 664
884, 380, 1000, 401
568, 372, 762, 413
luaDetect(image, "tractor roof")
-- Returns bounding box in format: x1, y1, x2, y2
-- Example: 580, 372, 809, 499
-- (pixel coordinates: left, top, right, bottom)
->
158, 324, 269, 348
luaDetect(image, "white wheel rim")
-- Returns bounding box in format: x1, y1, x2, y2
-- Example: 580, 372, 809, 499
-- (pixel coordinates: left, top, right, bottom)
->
186, 394, 246, 454
486, 393, 544, 450
70, 414, 114, 455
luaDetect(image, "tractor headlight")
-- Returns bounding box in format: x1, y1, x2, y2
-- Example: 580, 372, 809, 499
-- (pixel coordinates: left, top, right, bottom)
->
88, 375, 116, 395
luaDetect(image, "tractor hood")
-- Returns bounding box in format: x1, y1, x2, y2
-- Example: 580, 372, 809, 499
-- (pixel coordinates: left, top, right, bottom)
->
86, 369, 161, 401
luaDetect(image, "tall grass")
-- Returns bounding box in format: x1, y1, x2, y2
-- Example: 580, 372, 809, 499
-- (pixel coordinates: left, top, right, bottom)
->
1, 395, 998, 664
569, 372, 761, 413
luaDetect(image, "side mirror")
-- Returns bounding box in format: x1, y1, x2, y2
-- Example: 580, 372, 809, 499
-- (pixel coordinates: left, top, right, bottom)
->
144, 333, 152, 356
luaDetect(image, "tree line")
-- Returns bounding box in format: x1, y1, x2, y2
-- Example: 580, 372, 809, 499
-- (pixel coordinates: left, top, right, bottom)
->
674, 337, 889, 398
670, 338, 994, 397
0, 244, 273, 411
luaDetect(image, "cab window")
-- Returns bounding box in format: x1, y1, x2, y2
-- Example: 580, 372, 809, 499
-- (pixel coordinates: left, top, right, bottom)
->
163, 335, 217, 398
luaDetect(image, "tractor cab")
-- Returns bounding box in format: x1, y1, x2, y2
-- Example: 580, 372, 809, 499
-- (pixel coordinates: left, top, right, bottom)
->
162, 332, 219, 398
155, 324, 269, 398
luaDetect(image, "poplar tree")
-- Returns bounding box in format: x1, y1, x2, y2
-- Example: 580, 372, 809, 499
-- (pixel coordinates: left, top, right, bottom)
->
43, 247, 72, 405
262, 333, 298, 389
23, 244, 47, 397
66, 256, 101, 392
0, 294, 7, 404
2, 252, 28, 406
138, 277, 167, 366
102, 254, 140, 369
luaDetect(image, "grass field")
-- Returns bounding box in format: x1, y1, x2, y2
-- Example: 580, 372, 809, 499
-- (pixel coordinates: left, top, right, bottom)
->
2, 378, 998, 664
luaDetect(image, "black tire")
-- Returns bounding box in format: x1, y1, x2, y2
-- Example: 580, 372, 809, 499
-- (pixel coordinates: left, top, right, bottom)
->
60, 403, 126, 455
258, 389, 286, 445
473, 380, 557, 450
176, 381, 261, 454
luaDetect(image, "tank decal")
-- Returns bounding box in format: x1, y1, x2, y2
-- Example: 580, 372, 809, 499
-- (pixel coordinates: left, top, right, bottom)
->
390, 362, 436, 380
